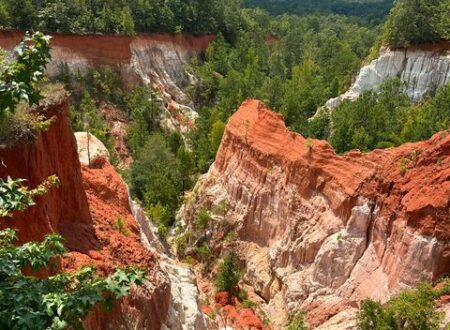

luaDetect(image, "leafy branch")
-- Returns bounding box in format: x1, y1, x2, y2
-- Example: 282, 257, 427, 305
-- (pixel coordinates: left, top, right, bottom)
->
0, 31, 52, 117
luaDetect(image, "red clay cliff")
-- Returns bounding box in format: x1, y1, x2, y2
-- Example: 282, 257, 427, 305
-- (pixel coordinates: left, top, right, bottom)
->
0, 94, 170, 329
183, 99, 450, 328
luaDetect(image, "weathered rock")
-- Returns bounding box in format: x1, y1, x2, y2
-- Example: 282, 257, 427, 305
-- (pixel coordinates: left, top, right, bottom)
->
326, 42, 450, 109
0, 92, 92, 244
183, 99, 450, 328
75, 132, 110, 166
0, 31, 214, 134
130, 193, 209, 330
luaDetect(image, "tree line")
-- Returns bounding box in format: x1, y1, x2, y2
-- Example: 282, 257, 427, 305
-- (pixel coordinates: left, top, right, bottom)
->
383, 0, 450, 47
0, 0, 242, 41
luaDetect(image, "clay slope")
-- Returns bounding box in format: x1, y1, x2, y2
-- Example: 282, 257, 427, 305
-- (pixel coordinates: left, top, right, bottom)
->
182, 99, 450, 328
0, 94, 170, 329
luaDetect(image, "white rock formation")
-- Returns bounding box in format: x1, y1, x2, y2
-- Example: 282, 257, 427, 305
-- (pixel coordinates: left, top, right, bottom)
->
74, 132, 109, 166
326, 45, 450, 109
129, 198, 208, 330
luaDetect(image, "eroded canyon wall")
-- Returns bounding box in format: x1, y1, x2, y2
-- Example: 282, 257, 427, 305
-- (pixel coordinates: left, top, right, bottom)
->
326, 42, 450, 109
182, 99, 450, 328
0, 93, 171, 329
0, 30, 214, 133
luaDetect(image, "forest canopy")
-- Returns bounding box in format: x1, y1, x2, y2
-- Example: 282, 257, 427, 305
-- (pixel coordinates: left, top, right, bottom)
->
383, 0, 450, 47
0, 0, 242, 40
245, 0, 394, 22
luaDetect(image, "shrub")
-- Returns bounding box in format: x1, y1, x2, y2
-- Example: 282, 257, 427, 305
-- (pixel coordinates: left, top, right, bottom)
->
241, 299, 258, 309
286, 311, 309, 330
195, 208, 211, 230
215, 252, 239, 295
225, 230, 237, 243
195, 243, 213, 265
357, 282, 445, 330
113, 216, 129, 236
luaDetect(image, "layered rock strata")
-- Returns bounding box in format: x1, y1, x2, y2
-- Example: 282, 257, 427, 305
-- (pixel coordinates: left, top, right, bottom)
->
326, 42, 450, 109
182, 99, 450, 328
0, 30, 214, 133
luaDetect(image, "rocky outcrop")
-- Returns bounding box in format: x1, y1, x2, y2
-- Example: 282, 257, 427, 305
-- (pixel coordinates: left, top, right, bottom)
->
0, 93, 171, 329
326, 42, 450, 109
182, 99, 450, 328
129, 198, 209, 330
0, 30, 214, 134
75, 132, 110, 166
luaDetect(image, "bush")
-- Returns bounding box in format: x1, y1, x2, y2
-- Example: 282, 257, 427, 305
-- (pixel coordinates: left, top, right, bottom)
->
195, 243, 213, 265
215, 252, 239, 295
195, 208, 211, 230
286, 311, 309, 330
357, 282, 445, 330
113, 216, 129, 236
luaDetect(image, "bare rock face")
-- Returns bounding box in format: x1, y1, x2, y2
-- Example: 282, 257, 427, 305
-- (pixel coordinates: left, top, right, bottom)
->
182, 99, 450, 328
0, 31, 214, 134
326, 42, 450, 109
0, 93, 92, 244
75, 132, 110, 166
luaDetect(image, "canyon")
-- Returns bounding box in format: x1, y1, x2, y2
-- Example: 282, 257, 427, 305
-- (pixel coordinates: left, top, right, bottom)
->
182, 99, 450, 328
0, 91, 207, 329
1, 30, 450, 329
0, 31, 214, 134
326, 42, 450, 109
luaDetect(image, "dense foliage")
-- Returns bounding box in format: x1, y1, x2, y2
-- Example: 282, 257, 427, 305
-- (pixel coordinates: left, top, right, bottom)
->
0, 177, 144, 329
246, 0, 394, 23
0, 0, 242, 40
0, 31, 51, 117
383, 0, 450, 47
326, 79, 450, 153
357, 281, 450, 329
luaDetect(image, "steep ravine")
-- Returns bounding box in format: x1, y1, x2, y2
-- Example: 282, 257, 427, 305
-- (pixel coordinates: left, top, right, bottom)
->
181, 99, 450, 329
0, 93, 206, 329
325, 42, 450, 109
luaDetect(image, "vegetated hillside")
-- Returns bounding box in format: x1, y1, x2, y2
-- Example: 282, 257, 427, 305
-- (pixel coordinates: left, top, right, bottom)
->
245, 0, 394, 21
180, 99, 450, 329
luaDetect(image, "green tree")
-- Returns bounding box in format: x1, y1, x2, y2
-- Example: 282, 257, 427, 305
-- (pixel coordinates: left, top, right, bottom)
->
383, 0, 441, 47
130, 134, 181, 220
194, 208, 211, 230
281, 59, 325, 134
176, 146, 195, 192
214, 252, 239, 295
357, 282, 445, 330
209, 120, 226, 152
